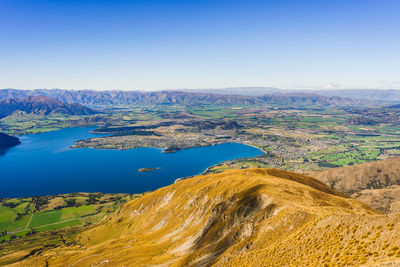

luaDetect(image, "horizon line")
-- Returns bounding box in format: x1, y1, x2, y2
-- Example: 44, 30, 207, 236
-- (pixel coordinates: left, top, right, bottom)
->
1, 87, 400, 92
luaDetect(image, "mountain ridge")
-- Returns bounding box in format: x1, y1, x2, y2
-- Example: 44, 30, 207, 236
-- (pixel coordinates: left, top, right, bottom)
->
0, 89, 366, 107
4, 168, 400, 266
0, 95, 97, 119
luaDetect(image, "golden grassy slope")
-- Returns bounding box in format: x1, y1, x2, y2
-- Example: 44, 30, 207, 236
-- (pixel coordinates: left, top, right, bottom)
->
4, 168, 400, 266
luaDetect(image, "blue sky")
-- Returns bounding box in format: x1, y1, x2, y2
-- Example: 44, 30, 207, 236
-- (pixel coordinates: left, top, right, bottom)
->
0, 0, 399, 90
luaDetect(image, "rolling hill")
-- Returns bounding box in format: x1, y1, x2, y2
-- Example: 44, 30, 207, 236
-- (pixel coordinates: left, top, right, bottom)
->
0, 95, 97, 119
310, 157, 400, 194
2, 168, 400, 266
309, 157, 400, 213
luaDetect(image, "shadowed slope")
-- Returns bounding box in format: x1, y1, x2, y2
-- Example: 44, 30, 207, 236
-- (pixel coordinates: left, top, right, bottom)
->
4, 169, 400, 266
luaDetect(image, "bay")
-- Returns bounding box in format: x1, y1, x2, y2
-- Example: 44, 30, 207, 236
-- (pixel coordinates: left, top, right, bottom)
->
0, 127, 263, 198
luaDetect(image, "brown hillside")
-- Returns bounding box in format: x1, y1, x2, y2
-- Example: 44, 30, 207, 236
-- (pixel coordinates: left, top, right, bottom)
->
3, 169, 400, 266
353, 185, 400, 213
308, 157, 400, 213
310, 157, 400, 194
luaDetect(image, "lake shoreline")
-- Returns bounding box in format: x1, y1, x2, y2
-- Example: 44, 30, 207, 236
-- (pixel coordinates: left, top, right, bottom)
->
1, 127, 263, 198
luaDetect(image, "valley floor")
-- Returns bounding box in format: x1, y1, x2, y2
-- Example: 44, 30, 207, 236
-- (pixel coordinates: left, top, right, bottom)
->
2, 104, 399, 172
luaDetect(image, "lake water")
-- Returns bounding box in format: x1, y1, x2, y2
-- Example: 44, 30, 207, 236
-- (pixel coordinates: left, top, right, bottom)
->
0, 127, 263, 198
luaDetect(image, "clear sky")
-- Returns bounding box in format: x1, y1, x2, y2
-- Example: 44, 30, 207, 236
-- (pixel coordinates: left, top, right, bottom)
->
1, 0, 399, 90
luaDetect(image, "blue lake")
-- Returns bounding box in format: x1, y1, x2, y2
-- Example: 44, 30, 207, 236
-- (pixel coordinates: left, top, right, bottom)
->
0, 127, 263, 198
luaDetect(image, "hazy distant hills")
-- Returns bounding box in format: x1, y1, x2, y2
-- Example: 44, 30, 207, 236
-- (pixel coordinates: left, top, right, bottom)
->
259, 92, 363, 106
183, 86, 283, 96
185, 87, 400, 102
388, 103, 400, 108
0, 95, 97, 119
313, 89, 400, 102
0, 89, 368, 107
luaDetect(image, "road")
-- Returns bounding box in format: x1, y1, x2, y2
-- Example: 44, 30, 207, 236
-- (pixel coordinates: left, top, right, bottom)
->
9, 218, 80, 235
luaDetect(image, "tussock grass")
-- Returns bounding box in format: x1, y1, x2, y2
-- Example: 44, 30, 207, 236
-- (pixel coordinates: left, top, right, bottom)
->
2, 168, 400, 267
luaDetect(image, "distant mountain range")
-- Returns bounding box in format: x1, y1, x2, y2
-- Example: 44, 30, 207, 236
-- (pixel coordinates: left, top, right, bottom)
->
313, 89, 400, 102
0, 89, 367, 107
183, 87, 283, 96
188, 87, 400, 101
0, 95, 97, 119
259, 92, 363, 106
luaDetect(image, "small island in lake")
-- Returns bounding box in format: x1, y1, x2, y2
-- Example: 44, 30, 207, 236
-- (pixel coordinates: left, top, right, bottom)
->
138, 167, 161, 172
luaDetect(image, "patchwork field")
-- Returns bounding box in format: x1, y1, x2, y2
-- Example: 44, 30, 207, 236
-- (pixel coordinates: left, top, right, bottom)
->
0, 193, 140, 242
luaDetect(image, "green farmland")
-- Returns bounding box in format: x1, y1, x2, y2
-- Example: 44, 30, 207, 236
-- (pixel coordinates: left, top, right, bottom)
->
0, 193, 140, 242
